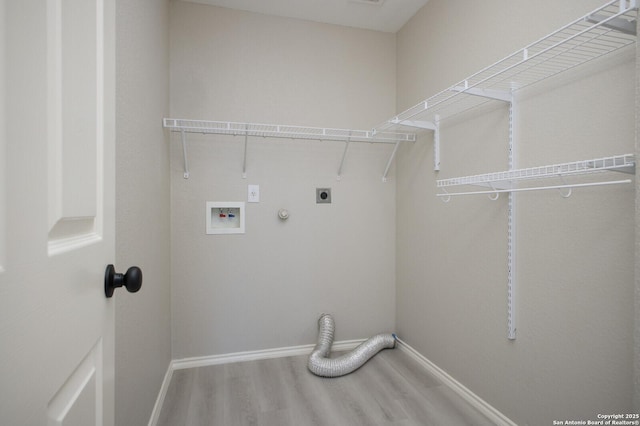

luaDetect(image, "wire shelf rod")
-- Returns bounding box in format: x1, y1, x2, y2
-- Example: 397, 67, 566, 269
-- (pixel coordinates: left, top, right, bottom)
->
164, 118, 416, 144
437, 154, 635, 188
164, 118, 417, 181
437, 179, 632, 200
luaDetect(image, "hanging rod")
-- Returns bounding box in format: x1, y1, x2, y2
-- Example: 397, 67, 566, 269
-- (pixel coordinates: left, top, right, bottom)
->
436, 154, 635, 200
438, 179, 632, 201
163, 118, 416, 180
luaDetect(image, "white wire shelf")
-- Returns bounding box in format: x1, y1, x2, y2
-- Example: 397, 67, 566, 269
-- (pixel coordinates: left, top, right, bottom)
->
163, 118, 416, 180
164, 118, 416, 144
436, 154, 635, 199
376, 0, 638, 133
396, 0, 637, 342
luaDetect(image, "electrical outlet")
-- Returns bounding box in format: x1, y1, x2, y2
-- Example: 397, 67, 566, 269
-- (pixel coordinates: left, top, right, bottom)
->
248, 185, 260, 203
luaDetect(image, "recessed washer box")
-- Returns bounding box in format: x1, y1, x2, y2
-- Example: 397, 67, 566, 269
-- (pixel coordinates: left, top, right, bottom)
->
206, 202, 245, 234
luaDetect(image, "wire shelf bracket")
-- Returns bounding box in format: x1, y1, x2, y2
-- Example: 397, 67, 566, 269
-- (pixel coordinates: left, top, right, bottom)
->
180, 129, 190, 179
163, 118, 416, 180
389, 117, 441, 171
336, 132, 352, 181
450, 86, 512, 102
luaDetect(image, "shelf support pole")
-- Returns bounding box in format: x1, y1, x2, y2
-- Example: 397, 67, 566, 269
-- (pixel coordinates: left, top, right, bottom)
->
434, 115, 441, 171
507, 95, 516, 340
180, 129, 190, 179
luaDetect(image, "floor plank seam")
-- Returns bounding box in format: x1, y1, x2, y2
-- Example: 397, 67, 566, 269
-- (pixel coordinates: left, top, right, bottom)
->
151, 340, 517, 426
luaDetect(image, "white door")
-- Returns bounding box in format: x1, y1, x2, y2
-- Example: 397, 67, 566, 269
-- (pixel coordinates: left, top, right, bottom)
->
0, 0, 116, 425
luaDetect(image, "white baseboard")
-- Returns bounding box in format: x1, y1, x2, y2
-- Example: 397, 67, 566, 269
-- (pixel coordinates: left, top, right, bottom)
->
147, 363, 173, 426
171, 338, 366, 371
147, 339, 365, 426
396, 339, 517, 426
148, 338, 515, 426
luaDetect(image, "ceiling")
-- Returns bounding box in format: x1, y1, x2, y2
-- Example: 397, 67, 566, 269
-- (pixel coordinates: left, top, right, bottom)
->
181, 0, 430, 33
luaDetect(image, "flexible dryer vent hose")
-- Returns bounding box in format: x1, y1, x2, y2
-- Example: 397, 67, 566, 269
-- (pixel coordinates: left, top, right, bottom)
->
307, 313, 397, 378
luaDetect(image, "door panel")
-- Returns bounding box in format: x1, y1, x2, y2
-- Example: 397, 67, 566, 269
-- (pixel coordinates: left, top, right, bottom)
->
0, 0, 115, 425
47, 0, 102, 255
47, 340, 103, 426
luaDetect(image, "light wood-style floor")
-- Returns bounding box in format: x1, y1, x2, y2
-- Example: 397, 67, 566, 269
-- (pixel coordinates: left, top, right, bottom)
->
156, 348, 496, 426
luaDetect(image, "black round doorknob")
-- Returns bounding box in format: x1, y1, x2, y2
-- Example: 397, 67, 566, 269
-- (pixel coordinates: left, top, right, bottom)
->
105, 264, 142, 298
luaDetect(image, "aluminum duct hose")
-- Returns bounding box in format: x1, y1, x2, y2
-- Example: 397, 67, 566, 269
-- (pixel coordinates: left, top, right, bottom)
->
307, 313, 397, 378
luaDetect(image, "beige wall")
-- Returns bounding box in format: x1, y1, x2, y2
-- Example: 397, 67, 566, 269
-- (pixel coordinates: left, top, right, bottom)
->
115, 0, 172, 425
111, 1, 638, 423
396, 1, 635, 424
169, 3, 397, 359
